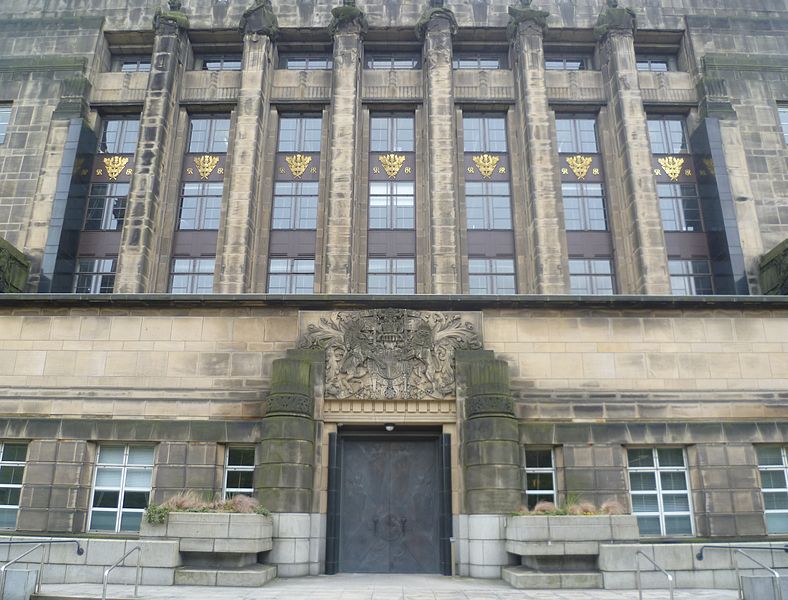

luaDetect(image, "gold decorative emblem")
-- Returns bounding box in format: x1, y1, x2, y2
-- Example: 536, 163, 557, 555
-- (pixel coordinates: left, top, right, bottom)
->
702, 158, 715, 175
285, 154, 312, 178
472, 154, 500, 179
103, 156, 129, 181
657, 156, 685, 181
194, 155, 220, 179
378, 154, 406, 178
565, 155, 593, 180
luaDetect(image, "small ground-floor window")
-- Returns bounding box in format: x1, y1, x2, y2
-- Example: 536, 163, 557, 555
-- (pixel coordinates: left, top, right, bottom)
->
523, 448, 556, 509
224, 446, 255, 499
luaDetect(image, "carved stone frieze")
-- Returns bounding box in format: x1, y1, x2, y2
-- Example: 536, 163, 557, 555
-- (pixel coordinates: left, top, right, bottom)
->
298, 309, 482, 400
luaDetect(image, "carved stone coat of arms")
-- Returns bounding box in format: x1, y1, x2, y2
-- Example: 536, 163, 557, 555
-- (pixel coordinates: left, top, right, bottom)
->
298, 309, 482, 400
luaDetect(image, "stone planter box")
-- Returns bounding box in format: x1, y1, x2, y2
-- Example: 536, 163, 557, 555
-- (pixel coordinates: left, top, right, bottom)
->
505, 514, 639, 557
140, 512, 273, 555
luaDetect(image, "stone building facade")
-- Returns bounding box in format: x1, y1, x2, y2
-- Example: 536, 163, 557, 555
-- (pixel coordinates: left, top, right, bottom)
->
0, 0, 787, 584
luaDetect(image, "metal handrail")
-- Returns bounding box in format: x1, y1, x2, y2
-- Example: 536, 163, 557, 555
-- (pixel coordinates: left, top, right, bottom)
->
0, 540, 84, 597
697, 545, 784, 600
102, 545, 141, 600
635, 550, 674, 600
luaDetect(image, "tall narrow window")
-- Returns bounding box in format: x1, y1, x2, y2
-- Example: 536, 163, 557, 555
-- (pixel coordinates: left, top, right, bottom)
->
224, 447, 255, 499
73, 116, 140, 294
268, 114, 322, 293
171, 115, 229, 281
757, 446, 788, 534
0, 443, 27, 529
463, 113, 515, 293
627, 447, 693, 537
649, 116, 714, 293
89, 445, 154, 533
523, 448, 556, 510
556, 114, 615, 294
367, 113, 416, 294
0, 105, 11, 144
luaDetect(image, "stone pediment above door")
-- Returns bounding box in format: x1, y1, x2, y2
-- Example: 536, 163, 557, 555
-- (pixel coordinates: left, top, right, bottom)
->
297, 309, 483, 401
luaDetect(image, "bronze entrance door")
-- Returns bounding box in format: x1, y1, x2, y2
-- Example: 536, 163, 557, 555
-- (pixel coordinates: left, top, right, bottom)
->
336, 435, 441, 573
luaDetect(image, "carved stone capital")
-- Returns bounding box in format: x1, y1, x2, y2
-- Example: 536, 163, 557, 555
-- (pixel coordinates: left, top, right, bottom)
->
264, 393, 315, 416
466, 394, 514, 418
416, 5, 458, 40
153, 4, 189, 34
506, 4, 549, 41
594, 5, 636, 41
240, 0, 278, 39
461, 358, 515, 418
328, 2, 368, 37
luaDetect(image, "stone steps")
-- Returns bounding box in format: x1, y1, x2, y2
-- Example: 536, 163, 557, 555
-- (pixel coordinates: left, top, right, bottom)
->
502, 566, 603, 589
173, 563, 277, 587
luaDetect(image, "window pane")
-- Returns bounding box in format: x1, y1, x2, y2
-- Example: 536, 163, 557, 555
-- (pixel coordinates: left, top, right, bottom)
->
766, 513, 788, 534
92, 490, 120, 508
628, 448, 654, 468
229, 447, 255, 467
636, 515, 662, 536
1, 444, 26, 463
664, 515, 692, 535
757, 447, 783, 466
525, 450, 552, 469
90, 511, 117, 531
226, 471, 254, 489
128, 447, 154, 465
120, 512, 143, 532
526, 473, 554, 491
657, 448, 685, 467
632, 494, 659, 513
660, 471, 687, 491
0, 466, 23, 485
630, 472, 657, 492
761, 470, 786, 489
98, 446, 125, 465
0, 508, 17, 529
125, 469, 152, 488
763, 492, 788, 510
662, 494, 690, 512
95, 468, 123, 488
122, 491, 150, 509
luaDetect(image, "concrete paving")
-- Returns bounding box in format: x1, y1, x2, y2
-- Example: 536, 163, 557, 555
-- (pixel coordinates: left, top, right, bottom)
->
36, 573, 740, 599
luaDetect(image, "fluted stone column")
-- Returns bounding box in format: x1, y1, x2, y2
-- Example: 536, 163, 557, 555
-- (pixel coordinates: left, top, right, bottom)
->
596, 2, 670, 294
322, 1, 367, 293
508, 1, 568, 293
458, 352, 520, 514
418, 0, 461, 294
216, 1, 277, 293
115, 3, 189, 292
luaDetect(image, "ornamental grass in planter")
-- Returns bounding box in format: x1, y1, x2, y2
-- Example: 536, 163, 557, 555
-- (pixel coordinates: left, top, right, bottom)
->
141, 491, 273, 563
506, 498, 639, 557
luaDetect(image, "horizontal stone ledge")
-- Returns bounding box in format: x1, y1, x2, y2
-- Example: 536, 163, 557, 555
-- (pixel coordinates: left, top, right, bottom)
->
1, 293, 787, 311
